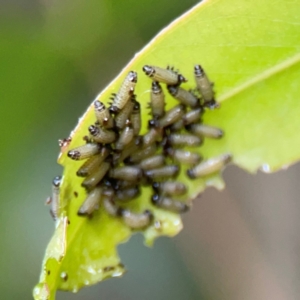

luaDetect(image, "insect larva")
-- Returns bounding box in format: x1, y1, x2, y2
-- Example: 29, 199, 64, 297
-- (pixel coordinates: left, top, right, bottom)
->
77, 186, 102, 216
114, 137, 142, 164
116, 186, 140, 202
89, 125, 116, 144
182, 108, 202, 125
109, 71, 138, 113
152, 181, 187, 196
49, 176, 62, 220
167, 85, 199, 108
126, 143, 157, 164
139, 154, 165, 170
130, 101, 141, 136
81, 161, 110, 190
58, 137, 72, 152
166, 148, 201, 165
121, 209, 153, 229
168, 133, 202, 147
170, 119, 184, 132
194, 65, 216, 108
156, 104, 186, 128
68, 143, 101, 160
94, 100, 114, 129
151, 194, 189, 213
109, 166, 143, 181
76, 147, 110, 177
114, 180, 136, 190
102, 187, 115, 198
187, 153, 232, 179
150, 81, 165, 119
103, 197, 120, 217
115, 125, 134, 151
143, 65, 187, 85
188, 124, 224, 139
144, 165, 179, 180
114, 96, 135, 130
142, 127, 162, 148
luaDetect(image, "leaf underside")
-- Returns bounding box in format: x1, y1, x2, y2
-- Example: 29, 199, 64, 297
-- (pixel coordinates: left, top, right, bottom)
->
34, 0, 300, 299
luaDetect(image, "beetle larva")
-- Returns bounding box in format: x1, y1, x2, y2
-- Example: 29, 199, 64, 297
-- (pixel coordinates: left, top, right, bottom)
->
150, 81, 165, 119
103, 197, 120, 217
188, 124, 223, 139
156, 104, 186, 128
144, 165, 179, 180
143, 65, 187, 85
167, 85, 200, 108
126, 143, 157, 164
115, 125, 134, 151
49, 176, 62, 220
114, 180, 136, 190
151, 194, 189, 213
142, 127, 162, 148
116, 186, 140, 202
109, 71, 138, 113
167, 133, 202, 147
130, 101, 141, 136
170, 119, 184, 132
89, 124, 116, 144
109, 166, 143, 181
81, 161, 110, 190
76, 147, 110, 177
182, 108, 202, 125
139, 154, 165, 170
152, 181, 187, 196
68, 143, 101, 160
94, 100, 114, 129
187, 153, 232, 179
114, 136, 142, 164
77, 186, 102, 216
114, 96, 135, 130
166, 148, 201, 165
194, 65, 216, 108
121, 209, 153, 229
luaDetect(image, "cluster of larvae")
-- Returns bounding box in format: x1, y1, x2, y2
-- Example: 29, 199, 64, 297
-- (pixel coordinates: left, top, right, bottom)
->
49, 65, 231, 229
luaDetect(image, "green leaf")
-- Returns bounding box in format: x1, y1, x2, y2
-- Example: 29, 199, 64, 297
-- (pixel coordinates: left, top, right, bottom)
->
34, 0, 300, 298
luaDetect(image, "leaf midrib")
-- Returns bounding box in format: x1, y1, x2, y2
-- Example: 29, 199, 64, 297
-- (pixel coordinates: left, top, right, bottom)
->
219, 53, 300, 102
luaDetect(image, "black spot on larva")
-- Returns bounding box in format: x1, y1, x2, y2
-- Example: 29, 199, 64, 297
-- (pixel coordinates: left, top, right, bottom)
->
74, 191, 78, 197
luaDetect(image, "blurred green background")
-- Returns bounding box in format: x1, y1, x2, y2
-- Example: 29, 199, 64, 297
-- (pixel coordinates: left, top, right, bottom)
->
2, 1, 300, 299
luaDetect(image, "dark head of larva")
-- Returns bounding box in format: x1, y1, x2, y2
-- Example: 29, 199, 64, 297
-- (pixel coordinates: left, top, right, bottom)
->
178, 74, 187, 83
128, 71, 138, 83
194, 64, 204, 77
167, 85, 178, 96
109, 105, 120, 114
148, 119, 159, 129
67, 150, 80, 160
151, 81, 162, 93
52, 176, 62, 187
144, 209, 154, 222
152, 182, 160, 192
142, 65, 154, 76
88, 124, 99, 136
94, 100, 105, 111
151, 194, 160, 205
132, 101, 140, 112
